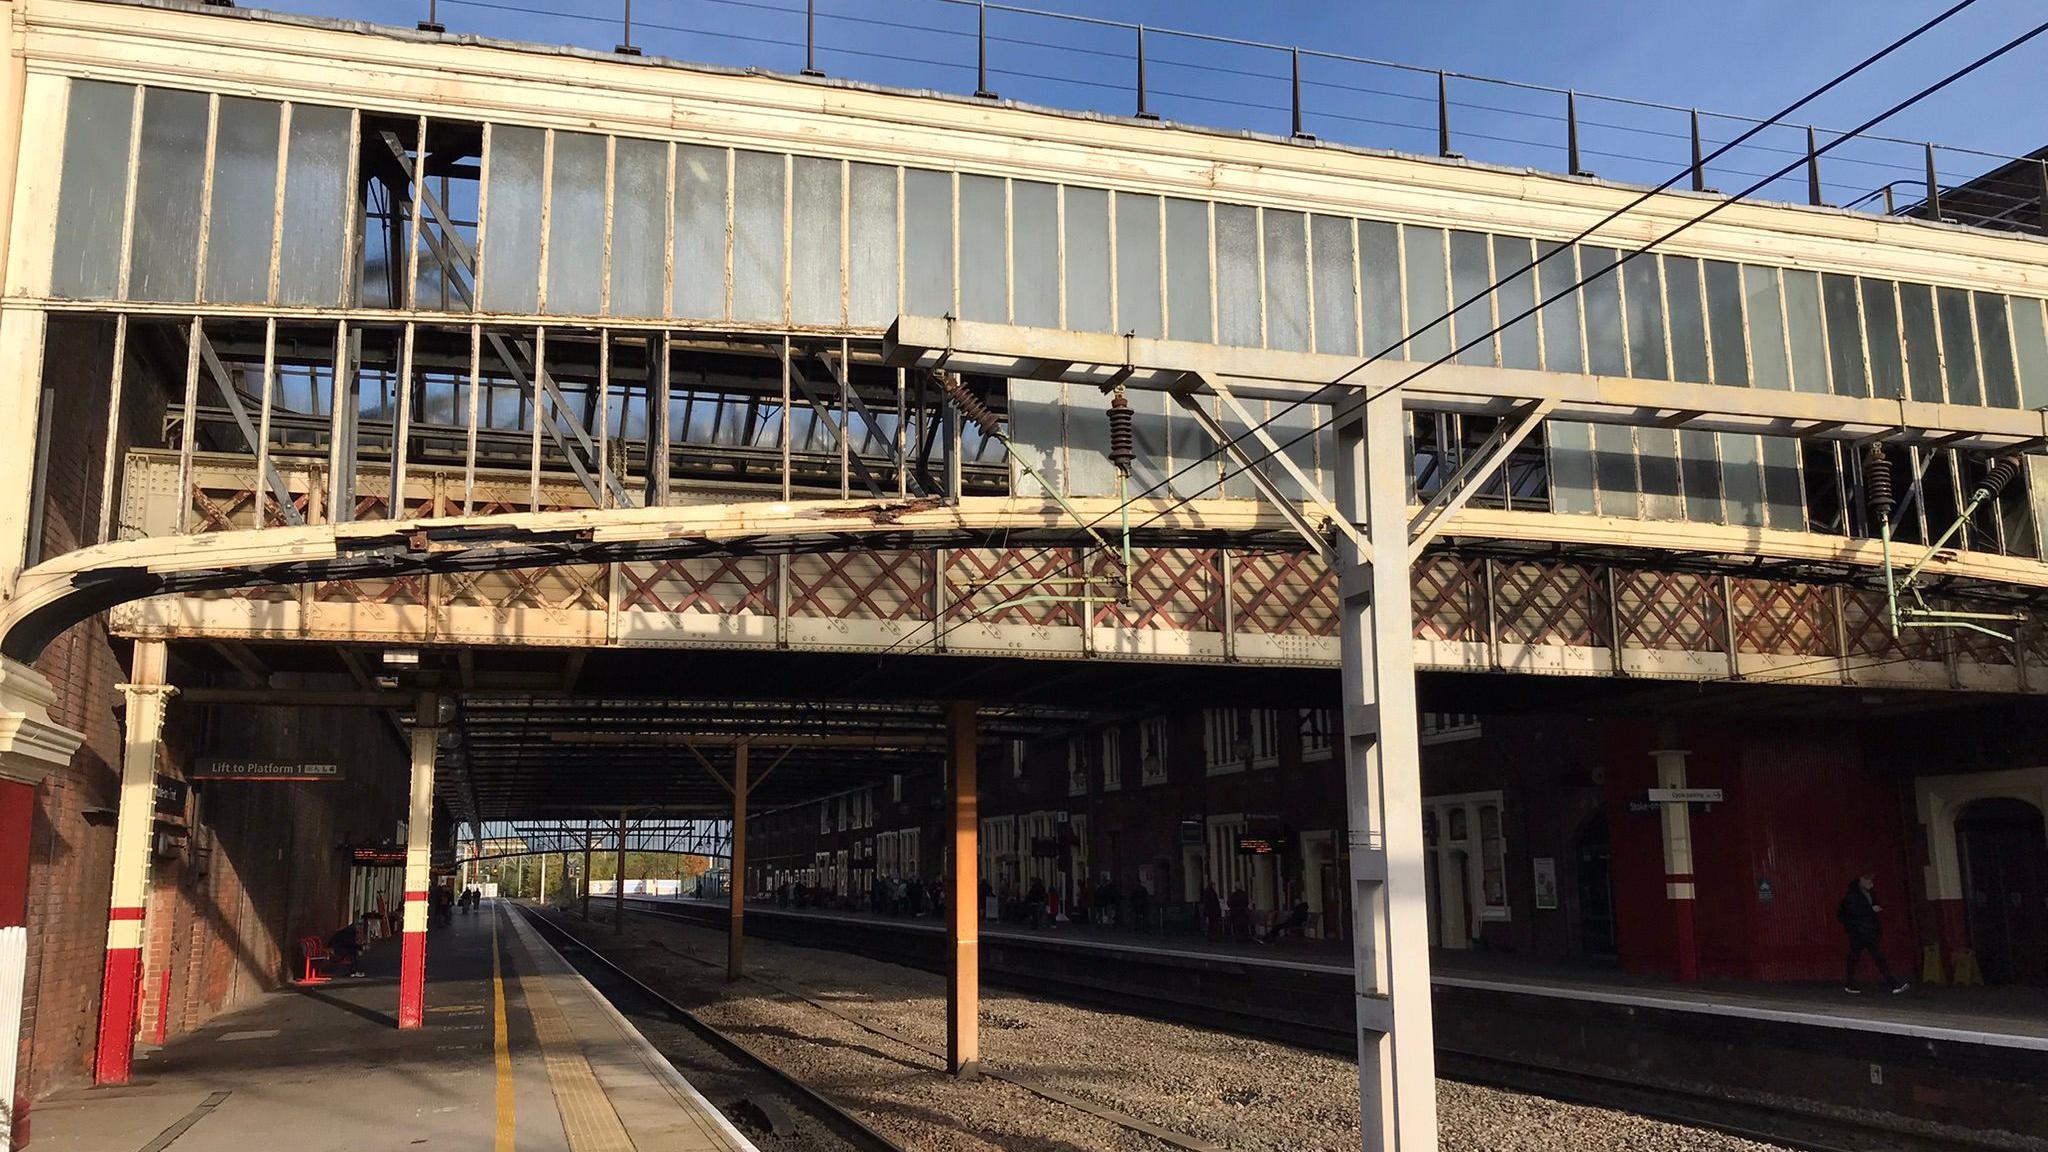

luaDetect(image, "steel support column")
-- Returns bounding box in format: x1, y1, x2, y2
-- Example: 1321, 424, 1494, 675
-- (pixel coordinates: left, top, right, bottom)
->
94, 640, 173, 1083
1333, 394, 1436, 1150
581, 832, 593, 921
613, 810, 626, 934
728, 744, 747, 982
945, 700, 979, 1079
1653, 746, 1700, 983
398, 691, 439, 1029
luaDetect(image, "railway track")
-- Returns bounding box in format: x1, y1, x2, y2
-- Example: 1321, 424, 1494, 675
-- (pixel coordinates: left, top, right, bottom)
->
618, 897, 2026, 1152
517, 903, 910, 1152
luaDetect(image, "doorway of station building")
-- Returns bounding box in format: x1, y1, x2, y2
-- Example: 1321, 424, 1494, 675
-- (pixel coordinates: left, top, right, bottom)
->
1301, 831, 1336, 940
1575, 812, 1617, 957
1956, 797, 2048, 984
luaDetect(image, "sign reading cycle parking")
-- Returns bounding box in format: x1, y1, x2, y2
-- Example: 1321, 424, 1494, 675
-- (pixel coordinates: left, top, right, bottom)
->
192, 758, 344, 781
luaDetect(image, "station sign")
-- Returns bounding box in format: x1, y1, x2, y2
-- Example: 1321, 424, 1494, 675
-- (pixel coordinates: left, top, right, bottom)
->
350, 844, 406, 866
192, 758, 343, 781
1236, 835, 1279, 855
1646, 788, 1724, 804
152, 774, 188, 817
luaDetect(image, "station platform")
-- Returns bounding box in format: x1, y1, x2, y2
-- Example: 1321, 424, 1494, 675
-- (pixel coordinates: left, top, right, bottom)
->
638, 894, 2048, 1051
27, 902, 756, 1152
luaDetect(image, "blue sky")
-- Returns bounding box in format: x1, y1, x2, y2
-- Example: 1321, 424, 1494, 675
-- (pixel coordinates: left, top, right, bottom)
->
251, 0, 2046, 208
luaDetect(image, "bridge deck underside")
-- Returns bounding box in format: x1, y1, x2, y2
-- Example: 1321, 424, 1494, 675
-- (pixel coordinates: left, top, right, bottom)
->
113, 450, 2047, 697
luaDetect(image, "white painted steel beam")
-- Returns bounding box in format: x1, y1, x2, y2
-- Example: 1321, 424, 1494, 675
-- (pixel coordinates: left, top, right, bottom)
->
887, 315, 2048, 454
1334, 392, 1436, 1150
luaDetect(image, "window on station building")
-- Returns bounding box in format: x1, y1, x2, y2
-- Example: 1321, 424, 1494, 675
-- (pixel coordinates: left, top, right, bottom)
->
1420, 713, 1482, 745
1101, 727, 1124, 792
1203, 708, 1279, 774
1140, 718, 1170, 786
1479, 804, 1506, 912
1299, 708, 1336, 762
1067, 738, 1088, 797
1424, 791, 1510, 930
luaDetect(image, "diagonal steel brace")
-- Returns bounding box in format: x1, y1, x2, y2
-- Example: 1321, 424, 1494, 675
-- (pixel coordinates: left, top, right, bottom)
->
1407, 396, 1556, 553
1181, 373, 1371, 562
196, 333, 305, 525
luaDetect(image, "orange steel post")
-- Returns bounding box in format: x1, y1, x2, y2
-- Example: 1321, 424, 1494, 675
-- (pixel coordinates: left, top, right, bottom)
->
945, 700, 979, 1079
728, 743, 747, 981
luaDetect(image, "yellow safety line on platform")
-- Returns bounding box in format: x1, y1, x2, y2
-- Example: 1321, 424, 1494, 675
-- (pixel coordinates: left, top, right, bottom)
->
511, 929, 637, 1151
493, 909, 516, 1152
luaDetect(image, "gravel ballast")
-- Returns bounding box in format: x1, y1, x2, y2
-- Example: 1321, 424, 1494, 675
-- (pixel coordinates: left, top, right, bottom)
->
550, 907, 1788, 1152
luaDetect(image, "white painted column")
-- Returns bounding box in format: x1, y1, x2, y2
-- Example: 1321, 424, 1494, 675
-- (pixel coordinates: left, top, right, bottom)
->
1335, 393, 1437, 1151
398, 692, 439, 1028
1652, 747, 1700, 982
94, 640, 172, 1084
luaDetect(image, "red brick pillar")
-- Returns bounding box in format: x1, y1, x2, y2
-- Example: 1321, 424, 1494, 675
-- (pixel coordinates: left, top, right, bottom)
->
96, 641, 173, 1084
398, 692, 439, 1030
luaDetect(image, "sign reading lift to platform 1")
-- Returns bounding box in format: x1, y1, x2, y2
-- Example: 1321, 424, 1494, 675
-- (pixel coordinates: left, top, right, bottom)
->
191, 759, 344, 781
1647, 788, 1724, 804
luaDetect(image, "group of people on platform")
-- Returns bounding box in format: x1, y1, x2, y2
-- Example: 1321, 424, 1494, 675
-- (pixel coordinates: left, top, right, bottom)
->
867, 874, 944, 917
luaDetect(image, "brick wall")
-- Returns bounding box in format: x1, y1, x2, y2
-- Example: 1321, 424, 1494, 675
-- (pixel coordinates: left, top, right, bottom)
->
20, 315, 137, 1101
16, 316, 414, 1106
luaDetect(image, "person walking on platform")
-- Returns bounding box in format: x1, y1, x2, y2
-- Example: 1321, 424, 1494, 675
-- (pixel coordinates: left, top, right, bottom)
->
1202, 883, 1223, 942
1838, 872, 1908, 994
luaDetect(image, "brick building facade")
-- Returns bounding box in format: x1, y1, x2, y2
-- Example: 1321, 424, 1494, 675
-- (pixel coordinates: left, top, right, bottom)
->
743, 696, 2048, 989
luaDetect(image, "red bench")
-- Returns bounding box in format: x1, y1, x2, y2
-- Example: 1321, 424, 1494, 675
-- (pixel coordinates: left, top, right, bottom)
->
297, 935, 335, 984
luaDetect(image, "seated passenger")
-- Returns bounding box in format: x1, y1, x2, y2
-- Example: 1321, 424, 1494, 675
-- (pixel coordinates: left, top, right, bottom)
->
1260, 899, 1311, 944
327, 918, 365, 977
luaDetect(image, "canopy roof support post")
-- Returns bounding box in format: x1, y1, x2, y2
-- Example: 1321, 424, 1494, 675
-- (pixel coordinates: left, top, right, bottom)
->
399, 690, 440, 1030
93, 640, 172, 1083
728, 744, 748, 982
613, 811, 626, 934
945, 700, 980, 1079
1333, 392, 1436, 1150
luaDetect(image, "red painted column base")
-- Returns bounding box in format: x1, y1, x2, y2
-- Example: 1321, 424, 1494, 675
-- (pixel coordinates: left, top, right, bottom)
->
398, 926, 426, 1029
94, 946, 142, 1084
1934, 899, 1968, 959
1669, 882, 1699, 983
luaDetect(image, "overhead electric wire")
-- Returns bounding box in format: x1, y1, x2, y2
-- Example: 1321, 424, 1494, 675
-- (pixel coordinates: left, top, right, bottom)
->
878, 1, 2035, 661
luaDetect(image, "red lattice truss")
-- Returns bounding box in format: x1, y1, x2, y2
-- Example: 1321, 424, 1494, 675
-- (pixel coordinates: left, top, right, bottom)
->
788, 552, 931, 621
1493, 561, 1604, 647
1230, 551, 1338, 637
619, 556, 774, 615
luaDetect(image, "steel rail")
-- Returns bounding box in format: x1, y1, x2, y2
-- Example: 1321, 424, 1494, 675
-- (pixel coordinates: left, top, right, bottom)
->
513, 902, 908, 1152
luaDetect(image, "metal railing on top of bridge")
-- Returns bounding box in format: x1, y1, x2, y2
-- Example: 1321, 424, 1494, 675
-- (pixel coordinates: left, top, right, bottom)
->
353, 0, 2044, 232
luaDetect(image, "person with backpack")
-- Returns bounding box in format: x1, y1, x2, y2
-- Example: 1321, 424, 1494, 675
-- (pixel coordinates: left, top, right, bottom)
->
1837, 872, 1908, 994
